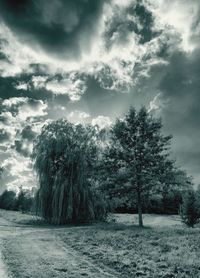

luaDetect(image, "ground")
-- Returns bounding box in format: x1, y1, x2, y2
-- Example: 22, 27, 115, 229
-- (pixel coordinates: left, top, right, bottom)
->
0, 210, 200, 278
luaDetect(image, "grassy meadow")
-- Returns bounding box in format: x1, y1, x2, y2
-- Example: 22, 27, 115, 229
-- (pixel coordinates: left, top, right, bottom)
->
0, 210, 199, 277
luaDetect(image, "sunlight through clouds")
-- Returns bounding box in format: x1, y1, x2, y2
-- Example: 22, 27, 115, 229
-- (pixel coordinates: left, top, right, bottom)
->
0, 0, 200, 188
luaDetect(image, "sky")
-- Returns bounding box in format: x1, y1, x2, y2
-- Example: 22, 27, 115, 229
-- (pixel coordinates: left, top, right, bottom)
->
0, 0, 200, 191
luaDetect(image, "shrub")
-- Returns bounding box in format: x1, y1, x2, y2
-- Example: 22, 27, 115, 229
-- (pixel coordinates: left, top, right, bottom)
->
0, 190, 16, 210
180, 189, 200, 227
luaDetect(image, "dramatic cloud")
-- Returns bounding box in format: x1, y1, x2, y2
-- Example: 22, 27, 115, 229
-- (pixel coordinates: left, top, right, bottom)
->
157, 50, 200, 184
147, 0, 200, 52
0, 0, 105, 58
0, 128, 9, 143
0, 153, 37, 191
0, 0, 200, 188
0, 1, 167, 91
45, 74, 87, 101
0, 97, 47, 189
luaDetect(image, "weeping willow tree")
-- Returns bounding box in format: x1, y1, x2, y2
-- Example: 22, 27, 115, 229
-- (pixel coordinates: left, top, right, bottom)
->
33, 119, 106, 225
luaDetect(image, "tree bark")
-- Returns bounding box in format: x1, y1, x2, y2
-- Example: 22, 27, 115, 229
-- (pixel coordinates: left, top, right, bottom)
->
137, 190, 143, 227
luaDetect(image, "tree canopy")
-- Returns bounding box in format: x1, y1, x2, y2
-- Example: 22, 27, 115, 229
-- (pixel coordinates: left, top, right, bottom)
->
101, 107, 178, 226
31, 108, 195, 227
33, 119, 106, 224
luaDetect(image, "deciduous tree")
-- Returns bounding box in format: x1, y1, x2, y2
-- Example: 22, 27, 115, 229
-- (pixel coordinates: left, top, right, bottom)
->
33, 119, 106, 224
102, 107, 175, 227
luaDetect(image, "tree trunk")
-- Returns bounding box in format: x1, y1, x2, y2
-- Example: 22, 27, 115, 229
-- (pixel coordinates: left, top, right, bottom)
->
137, 191, 143, 227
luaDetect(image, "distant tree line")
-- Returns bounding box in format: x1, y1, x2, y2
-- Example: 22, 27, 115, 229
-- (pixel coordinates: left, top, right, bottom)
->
0, 187, 34, 212
1, 107, 200, 227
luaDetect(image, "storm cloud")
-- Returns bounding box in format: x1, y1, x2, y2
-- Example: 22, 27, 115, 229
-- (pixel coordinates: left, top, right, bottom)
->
158, 50, 200, 184
0, 0, 105, 58
0, 0, 200, 189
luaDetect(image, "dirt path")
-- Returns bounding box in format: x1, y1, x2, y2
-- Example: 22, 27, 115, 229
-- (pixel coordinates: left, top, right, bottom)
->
0, 216, 120, 278
0, 241, 8, 278
0, 217, 14, 278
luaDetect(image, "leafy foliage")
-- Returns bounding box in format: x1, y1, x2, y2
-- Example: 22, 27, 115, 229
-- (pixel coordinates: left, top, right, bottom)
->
0, 190, 16, 210
101, 107, 177, 226
33, 119, 107, 224
181, 189, 200, 227
0, 187, 34, 212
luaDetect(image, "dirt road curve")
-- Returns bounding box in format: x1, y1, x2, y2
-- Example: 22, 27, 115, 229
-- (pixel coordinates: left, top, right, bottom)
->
0, 216, 120, 278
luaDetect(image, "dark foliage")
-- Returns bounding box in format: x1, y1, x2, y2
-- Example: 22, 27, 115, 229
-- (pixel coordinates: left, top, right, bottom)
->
0, 190, 16, 210
100, 107, 183, 226
0, 188, 34, 212
33, 119, 107, 225
181, 189, 200, 227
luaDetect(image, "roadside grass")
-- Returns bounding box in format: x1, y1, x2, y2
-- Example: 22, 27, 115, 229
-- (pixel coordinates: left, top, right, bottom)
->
0, 209, 45, 225
58, 222, 200, 277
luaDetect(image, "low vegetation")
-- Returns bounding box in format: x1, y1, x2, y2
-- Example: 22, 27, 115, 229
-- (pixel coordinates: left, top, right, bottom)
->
180, 189, 200, 227
59, 222, 200, 277
1, 210, 200, 278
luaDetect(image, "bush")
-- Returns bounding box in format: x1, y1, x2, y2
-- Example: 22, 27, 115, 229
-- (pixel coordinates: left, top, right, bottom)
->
0, 190, 16, 210
180, 189, 200, 227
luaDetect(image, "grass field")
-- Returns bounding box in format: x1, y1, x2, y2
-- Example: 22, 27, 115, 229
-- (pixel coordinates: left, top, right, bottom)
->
0, 210, 200, 277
